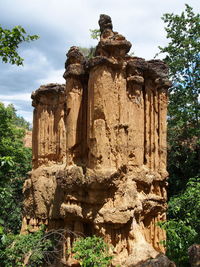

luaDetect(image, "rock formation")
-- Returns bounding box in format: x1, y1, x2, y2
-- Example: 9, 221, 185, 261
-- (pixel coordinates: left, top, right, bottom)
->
22, 14, 172, 266
188, 244, 200, 267
23, 130, 32, 148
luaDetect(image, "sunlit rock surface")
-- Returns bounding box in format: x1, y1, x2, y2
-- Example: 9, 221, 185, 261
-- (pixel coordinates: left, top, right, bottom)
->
22, 14, 172, 266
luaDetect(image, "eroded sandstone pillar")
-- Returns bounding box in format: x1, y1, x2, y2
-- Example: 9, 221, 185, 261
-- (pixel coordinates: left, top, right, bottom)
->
63, 46, 87, 166
22, 14, 172, 267
31, 84, 66, 168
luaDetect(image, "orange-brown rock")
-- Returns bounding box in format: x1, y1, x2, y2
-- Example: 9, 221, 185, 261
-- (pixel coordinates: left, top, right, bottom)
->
22, 14, 172, 266
23, 130, 32, 148
31, 83, 66, 168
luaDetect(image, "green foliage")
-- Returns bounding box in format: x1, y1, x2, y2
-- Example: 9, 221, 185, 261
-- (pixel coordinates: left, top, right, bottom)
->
0, 227, 54, 267
0, 102, 32, 234
159, 178, 200, 266
72, 236, 113, 267
157, 4, 200, 196
160, 220, 197, 266
12, 112, 31, 130
0, 25, 39, 65
0, 179, 24, 234
168, 177, 200, 232
157, 5, 200, 265
0, 102, 32, 183
90, 29, 101, 40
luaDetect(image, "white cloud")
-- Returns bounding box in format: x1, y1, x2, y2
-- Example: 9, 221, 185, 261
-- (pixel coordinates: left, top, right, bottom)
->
0, 93, 31, 102
1, 100, 19, 109
37, 69, 65, 85
17, 110, 33, 123
21, 49, 49, 71
0, 0, 199, 122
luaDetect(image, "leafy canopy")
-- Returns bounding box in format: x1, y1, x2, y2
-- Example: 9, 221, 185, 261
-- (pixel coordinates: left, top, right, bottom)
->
0, 102, 32, 182
158, 4, 200, 195
157, 5, 200, 266
0, 25, 39, 65
0, 102, 32, 233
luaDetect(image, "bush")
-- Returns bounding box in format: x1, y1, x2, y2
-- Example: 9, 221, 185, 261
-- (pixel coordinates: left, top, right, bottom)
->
0, 179, 23, 234
159, 220, 198, 266
72, 235, 113, 267
159, 177, 200, 266
0, 102, 32, 234
0, 227, 54, 267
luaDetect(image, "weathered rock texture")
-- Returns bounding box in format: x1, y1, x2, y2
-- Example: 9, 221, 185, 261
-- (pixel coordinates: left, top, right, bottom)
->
23, 130, 32, 148
137, 254, 176, 267
188, 244, 200, 267
22, 15, 171, 266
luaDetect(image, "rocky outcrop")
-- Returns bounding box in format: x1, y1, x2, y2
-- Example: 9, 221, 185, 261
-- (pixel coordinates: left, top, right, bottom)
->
22, 14, 171, 266
23, 130, 32, 148
135, 254, 176, 267
188, 244, 200, 267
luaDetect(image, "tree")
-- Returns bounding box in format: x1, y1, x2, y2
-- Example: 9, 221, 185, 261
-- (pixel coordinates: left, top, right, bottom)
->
8, 104, 31, 130
158, 4, 200, 196
0, 25, 38, 65
157, 5, 200, 266
0, 102, 32, 233
0, 103, 31, 181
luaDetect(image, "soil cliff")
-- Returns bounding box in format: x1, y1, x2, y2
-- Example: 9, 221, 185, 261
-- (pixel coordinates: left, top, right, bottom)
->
22, 15, 172, 266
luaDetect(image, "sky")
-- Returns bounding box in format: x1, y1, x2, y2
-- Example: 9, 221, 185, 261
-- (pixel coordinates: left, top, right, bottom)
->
0, 0, 199, 123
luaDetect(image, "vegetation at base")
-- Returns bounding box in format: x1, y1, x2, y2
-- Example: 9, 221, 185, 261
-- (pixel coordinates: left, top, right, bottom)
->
0, 226, 55, 267
0, 230, 113, 267
73, 235, 113, 267
157, 4, 200, 266
159, 178, 200, 266
0, 25, 38, 65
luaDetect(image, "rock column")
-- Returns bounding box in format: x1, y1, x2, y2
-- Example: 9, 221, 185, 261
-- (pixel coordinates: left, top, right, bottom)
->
22, 14, 172, 267
63, 46, 86, 166
31, 84, 66, 168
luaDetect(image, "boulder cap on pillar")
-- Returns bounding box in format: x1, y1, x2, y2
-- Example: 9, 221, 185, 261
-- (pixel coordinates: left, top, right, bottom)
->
92, 14, 132, 66
63, 46, 85, 79
31, 83, 65, 107
98, 14, 113, 34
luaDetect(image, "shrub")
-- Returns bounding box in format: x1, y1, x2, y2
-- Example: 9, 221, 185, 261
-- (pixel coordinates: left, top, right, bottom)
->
159, 177, 200, 266
0, 227, 54, 267
72, 235, 113, 267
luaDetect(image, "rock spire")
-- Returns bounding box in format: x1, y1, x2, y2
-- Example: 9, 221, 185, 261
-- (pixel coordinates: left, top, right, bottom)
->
22, 15, 173, 266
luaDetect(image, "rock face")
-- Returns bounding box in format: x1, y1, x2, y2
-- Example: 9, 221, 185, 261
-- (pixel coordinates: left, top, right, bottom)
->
31, 83, 66, 168
23, 130, 32, 148
22, 15, 171, 266
137, 254, 176, 267
188, 244, 200, 267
